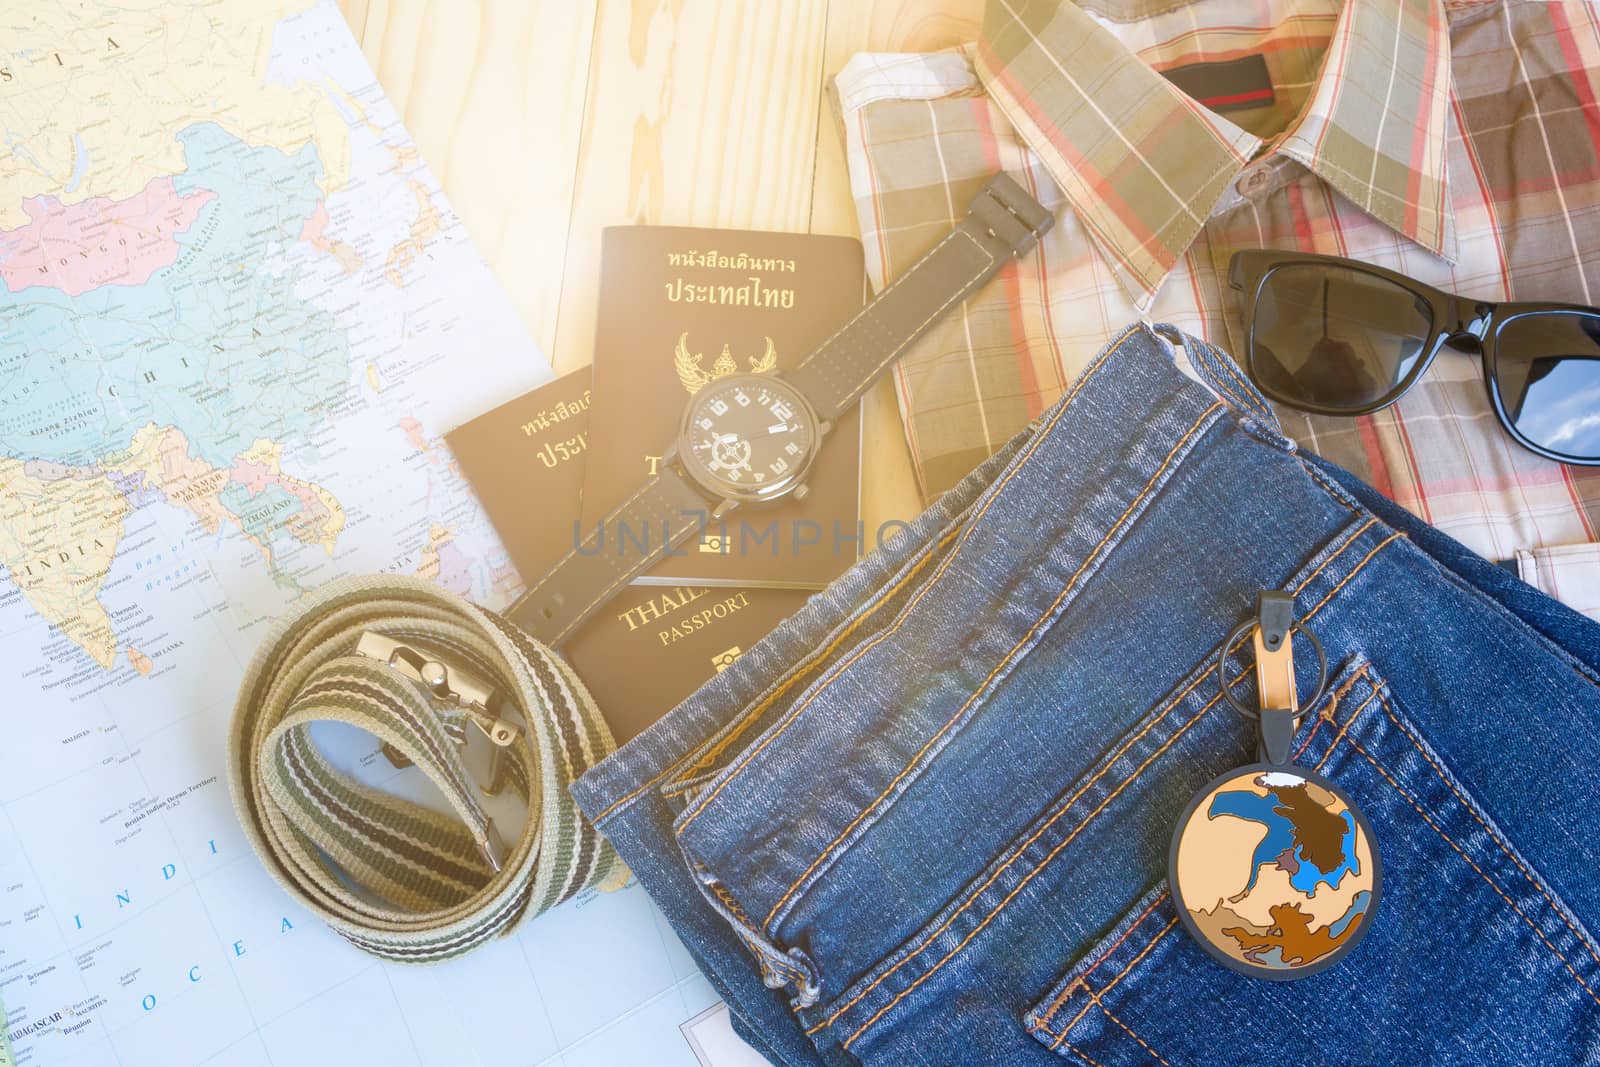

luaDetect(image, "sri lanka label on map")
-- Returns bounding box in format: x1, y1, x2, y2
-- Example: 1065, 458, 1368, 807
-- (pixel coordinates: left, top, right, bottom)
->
0, 3, 727, 1065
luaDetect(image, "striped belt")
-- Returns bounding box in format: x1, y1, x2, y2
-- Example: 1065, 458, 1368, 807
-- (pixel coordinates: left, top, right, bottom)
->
226, 576, 620, 962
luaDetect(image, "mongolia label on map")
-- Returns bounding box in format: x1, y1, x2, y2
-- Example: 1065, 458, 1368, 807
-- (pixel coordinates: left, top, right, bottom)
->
0, 3, 724, 1065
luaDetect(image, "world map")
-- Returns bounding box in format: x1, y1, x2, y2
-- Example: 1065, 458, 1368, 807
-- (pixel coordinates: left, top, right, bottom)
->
1173, 768, 1376, 973
0, 3, 730, 1065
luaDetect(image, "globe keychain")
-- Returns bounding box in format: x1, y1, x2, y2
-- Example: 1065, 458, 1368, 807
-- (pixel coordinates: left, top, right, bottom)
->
1167, 590, 1381, 980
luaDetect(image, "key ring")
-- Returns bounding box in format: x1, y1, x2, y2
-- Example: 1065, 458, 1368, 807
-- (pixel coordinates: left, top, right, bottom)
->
1216, 617, 1328, 721
1171, 591, 1379, 982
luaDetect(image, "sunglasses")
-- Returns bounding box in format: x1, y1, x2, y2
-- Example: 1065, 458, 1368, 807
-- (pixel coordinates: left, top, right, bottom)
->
1228, 250, 1600, 465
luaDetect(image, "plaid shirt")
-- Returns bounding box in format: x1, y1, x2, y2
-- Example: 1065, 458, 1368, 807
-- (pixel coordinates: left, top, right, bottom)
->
837, 0, 1600, 617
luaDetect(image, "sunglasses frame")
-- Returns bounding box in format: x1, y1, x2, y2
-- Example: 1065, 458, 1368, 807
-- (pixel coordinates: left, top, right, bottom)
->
1228, 249, 1600, 466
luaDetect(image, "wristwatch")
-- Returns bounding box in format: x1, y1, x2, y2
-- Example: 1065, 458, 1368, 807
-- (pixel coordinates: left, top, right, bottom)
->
508, 173, 1054, 646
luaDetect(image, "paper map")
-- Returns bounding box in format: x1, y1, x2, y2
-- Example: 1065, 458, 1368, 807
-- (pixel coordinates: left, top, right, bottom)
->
0, 2, 735, 1063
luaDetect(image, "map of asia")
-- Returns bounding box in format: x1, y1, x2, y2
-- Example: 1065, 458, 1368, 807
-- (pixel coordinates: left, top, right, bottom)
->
0, 3, 729, 1065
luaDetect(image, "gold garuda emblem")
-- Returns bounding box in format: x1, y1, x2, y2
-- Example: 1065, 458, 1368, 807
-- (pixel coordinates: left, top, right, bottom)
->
674, 333, 778, 394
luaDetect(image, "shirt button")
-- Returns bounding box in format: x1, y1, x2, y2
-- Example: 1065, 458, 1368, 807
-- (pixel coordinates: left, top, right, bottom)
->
1238, 167, 1270, 195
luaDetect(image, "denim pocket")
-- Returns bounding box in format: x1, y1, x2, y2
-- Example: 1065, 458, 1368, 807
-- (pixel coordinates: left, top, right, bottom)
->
1022, 661, 1600, 1066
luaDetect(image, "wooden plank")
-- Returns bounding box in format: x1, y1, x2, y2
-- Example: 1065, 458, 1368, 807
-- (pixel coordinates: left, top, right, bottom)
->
809, 0, 985, 240
340, 0, 984, 527
336, 0, 368, 42
812, 0, 986, 527
551, 0, 831, 375
336, 0, 598, 356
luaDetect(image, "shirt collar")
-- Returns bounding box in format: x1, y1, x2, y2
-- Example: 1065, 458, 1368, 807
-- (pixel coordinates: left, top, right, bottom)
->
975, 0, 1455, 310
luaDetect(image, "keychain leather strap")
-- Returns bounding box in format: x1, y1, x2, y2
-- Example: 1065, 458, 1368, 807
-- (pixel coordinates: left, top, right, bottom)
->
226, 575, 620, 962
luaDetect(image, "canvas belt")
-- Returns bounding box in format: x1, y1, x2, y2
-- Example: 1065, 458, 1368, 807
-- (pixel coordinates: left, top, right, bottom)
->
226, 575, 620, 963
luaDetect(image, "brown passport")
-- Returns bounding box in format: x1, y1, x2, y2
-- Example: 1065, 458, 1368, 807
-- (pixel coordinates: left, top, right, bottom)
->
562, 584, 810, 743
582, 226, 865, 589
445, 369, 810, 744
445, 367, 593, 581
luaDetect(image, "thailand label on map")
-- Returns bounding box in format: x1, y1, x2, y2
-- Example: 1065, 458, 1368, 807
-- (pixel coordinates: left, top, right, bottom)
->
0, 3, 732, 1064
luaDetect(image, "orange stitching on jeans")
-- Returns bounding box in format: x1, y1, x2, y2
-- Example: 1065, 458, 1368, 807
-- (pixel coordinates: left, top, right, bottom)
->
1299, 458, 1364, 519
1346, 731, 1600, 1009
1049, 683, 1382, 1041
1280, 520, 1378, 603
1028, 904, 1165, 1038
813, 537, 1386, 1043
673, 330, 1147, 837
1033, 895, 1168, 1031
1316, 687, 1378, 761
1100, 913, 1180, 996
1181, 340, 1257, 421
1302, 533, 1403, 617
1373, 693, 1600, 973
1290, 663, 1371, 759
1086, 987, 1171, 1065
1049, 681, 1388, 1036
710, 879, 754, 928
1060, 1043, 1111, 1067
655, 527, 962, 805
680, 526, 962, 779
811, 686, 1234, 1041
805, 677, 1232, 1043
839, 686, 1254, 1049
840, 637, 1390, 1050
1033, 984, 1083, 1035
1199, 340, 1273, 422
1183, 348, 1253, 419
762, 402, 1226, 929
1044, 915, 1181, 1049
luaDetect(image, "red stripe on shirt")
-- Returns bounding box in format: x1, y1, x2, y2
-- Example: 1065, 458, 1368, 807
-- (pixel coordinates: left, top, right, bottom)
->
1354, 414, 1398, 500
978, 38, 1182, 273
1197, 88, 1275, 108
1548, 4, 1600, 166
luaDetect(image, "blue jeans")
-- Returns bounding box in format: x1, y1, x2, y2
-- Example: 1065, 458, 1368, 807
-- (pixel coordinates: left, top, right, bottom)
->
573, 324, 1600, 1066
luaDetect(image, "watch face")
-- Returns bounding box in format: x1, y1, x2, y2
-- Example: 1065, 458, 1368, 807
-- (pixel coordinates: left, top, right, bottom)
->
677, 374, 819, 502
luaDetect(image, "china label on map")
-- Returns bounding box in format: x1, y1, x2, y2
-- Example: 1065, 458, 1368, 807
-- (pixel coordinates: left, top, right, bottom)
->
0, 3, 722, 1065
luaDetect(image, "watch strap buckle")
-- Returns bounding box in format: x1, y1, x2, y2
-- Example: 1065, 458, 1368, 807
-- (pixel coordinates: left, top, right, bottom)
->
968, 172, 1055, 253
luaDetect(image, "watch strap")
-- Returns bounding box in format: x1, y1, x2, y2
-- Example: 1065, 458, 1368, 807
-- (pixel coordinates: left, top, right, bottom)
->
506, 463, 713, 646
785, 172, 1053, 420
502, 174, 1050, 650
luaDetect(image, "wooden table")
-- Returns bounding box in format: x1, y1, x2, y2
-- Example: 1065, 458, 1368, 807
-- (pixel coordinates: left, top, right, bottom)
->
334, 0, 985, 535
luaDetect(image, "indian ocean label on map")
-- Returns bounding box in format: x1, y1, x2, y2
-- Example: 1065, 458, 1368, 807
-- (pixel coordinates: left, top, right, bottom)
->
0, 3, 732, 1065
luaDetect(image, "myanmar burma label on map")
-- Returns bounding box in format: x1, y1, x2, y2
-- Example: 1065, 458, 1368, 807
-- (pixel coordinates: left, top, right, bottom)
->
0, 3, 724, 1065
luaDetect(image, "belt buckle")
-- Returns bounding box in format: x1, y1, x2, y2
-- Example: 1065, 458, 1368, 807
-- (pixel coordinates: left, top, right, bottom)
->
355, 632, 521, 870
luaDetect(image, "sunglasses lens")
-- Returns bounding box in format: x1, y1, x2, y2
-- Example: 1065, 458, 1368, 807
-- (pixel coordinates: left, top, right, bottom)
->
1493, 311, 1600, 460
1249, 264, 1434, 411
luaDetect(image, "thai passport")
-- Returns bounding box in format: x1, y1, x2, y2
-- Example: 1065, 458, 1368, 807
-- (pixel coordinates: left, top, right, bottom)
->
582, 225, 865, 589
445, 367, 593, 581
445, 368, 810, 743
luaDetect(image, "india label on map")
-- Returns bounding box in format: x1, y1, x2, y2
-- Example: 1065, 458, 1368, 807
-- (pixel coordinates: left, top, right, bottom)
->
0, 3, 726, 1066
